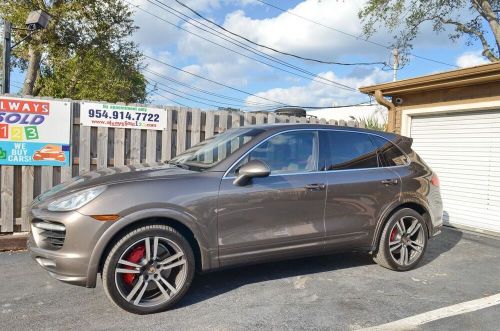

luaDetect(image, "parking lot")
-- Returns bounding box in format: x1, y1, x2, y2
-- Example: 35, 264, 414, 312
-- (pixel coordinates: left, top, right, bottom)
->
1, 227, 499, 330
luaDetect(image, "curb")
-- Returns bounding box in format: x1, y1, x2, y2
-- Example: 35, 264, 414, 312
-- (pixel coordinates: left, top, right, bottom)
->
0, 233, 29, 251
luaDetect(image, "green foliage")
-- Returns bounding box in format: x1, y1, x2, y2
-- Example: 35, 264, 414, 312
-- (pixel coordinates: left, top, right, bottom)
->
350, 112, 387, 131
359, 0, 500, 62
0, 0, 147, 103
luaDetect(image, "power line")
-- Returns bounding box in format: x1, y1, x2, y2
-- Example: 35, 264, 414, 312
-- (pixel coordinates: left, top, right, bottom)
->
153, 84, 278, 111
154, 84, 229, 109
146, 67, 372, 110
254, 0, 458, 68
143, 54, 289, 106
150, 91, 190, 107
132, 0, 359, 91
144, 58, 374, 109
144, 68, 276, 107
146, 75, 273, 109
154, 0, 359, 89
145, 0, 358, 90
173, 0, 387, 67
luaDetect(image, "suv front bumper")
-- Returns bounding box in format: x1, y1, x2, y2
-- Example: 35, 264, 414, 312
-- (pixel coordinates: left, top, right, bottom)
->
28, 208, 110, 288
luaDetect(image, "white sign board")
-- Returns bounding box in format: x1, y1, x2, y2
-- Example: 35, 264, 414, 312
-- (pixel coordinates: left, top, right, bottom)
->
0, 96, 71, 166
80, 102, 166, 130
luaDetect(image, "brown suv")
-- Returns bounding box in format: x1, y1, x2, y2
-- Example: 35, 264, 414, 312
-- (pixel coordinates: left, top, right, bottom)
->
28, 124, 443, 314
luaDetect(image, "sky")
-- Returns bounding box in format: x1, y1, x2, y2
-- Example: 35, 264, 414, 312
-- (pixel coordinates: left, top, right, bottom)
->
9, 0, 491, 114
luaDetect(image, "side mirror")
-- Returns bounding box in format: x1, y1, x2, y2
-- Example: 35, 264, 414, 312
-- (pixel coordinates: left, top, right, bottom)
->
233, 160, 271, 186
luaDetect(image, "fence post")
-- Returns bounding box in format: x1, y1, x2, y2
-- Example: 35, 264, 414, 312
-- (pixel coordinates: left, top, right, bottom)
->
20, 166, 34, 231
176, 107, 188, 155
256, 112, 265, 124
97, 127, 108, 169
1, 166, 14, 232
191, 108, 201, 146
114, 128, 125, 167
79, 126, 91, 174
244, 111, 253, 125
217, 111, 228, 159
268, 112, 276, 124
161, 107, 173, 162
205, 110, 215, 138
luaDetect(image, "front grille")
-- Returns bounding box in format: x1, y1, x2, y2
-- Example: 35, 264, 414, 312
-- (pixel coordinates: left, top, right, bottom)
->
32, 220, 66, 250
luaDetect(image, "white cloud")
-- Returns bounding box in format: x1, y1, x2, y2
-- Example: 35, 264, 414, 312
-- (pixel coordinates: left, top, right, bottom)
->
222, 0, 455, 62
245, 68, 392, 107
456, 51, 489, 68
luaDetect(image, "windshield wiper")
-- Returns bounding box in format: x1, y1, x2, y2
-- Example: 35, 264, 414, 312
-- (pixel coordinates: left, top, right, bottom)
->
168, 161, 190, 170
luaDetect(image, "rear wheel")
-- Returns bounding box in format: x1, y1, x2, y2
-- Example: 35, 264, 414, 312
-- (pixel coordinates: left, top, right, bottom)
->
102, 225, 195, 314
373, 208, 428, 271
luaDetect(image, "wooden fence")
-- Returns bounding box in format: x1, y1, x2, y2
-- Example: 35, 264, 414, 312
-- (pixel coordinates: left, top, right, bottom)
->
0, 101, 362, 233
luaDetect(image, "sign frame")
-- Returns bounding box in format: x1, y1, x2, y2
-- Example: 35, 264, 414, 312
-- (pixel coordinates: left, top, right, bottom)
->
0, 96, 72, 166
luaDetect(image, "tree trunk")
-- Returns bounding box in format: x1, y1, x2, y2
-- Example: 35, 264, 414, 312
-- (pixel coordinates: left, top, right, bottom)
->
473, 0, 500, 59
22, 46, 41, 96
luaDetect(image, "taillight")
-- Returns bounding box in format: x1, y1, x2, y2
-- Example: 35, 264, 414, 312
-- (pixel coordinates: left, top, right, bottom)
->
431, 173, 440, 187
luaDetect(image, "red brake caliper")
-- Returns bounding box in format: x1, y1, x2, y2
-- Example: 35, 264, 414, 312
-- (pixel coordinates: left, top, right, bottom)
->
390, 227, 397, 242
122, 244, 145, 285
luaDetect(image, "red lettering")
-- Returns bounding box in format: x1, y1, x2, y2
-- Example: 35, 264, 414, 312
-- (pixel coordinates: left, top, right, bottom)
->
0, 98, 50, 115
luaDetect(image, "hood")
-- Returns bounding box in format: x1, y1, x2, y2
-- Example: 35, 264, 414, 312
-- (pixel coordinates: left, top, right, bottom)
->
35, 162, 194, 204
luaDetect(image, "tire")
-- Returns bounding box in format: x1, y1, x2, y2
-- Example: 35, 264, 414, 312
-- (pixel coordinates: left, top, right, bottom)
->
102, 225, 195, 314
373, 208, 429, 271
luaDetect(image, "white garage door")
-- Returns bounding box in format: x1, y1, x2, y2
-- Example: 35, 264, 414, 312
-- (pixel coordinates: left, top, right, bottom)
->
410, 110, 500, 234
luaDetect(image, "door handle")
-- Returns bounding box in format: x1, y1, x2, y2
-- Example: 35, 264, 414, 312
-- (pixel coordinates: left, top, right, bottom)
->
381, 179, 399, 186
305, 183, 326, 191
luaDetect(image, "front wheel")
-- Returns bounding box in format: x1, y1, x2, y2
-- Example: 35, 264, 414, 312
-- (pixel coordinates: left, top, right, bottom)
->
102, 225, 195, 314
373, 208, 428, 271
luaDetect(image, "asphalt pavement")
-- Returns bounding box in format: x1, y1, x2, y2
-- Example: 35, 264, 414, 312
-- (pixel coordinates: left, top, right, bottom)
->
1, 227, 499, 330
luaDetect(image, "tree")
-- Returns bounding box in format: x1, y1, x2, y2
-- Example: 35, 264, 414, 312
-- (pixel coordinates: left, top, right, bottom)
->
359, 0, 500, 62
0, 0, 147, 103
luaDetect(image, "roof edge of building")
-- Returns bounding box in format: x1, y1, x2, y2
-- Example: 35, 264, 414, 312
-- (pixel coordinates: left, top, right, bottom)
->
359, 61, 500, 96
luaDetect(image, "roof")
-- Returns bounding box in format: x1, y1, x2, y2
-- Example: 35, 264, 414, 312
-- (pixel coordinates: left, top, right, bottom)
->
359, 61, 500, 96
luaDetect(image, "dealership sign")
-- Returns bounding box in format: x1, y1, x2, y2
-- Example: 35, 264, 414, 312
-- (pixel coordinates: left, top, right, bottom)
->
80, 102, 167, 130
0, 97, 71, 166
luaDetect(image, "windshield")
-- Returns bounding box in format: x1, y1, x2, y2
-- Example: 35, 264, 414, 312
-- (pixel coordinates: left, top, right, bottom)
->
169, 128, 265, 171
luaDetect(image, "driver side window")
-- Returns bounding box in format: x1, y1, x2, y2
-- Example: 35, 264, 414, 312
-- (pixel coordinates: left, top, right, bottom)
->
233, 130, 319, 175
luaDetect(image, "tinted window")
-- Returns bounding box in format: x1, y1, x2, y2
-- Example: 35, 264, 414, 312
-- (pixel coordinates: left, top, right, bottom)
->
234, 131, 319, 175
170, 128, 264, 170
321, 131, 379, 170
371, 136, 408, 166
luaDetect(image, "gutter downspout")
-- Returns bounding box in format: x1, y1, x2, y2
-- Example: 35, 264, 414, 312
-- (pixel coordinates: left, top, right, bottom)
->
374, 89, 396, 133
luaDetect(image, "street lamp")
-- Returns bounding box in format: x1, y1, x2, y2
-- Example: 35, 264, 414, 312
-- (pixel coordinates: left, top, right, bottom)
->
1, 10, 50, 94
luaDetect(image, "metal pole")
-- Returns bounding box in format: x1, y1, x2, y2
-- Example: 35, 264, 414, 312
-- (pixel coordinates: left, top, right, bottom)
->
2, 20, 11, 94
392, 48, 399, 82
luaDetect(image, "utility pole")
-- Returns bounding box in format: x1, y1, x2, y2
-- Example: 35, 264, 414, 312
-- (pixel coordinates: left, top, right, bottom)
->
392, 48, 399, 82
2, 20, 11, 94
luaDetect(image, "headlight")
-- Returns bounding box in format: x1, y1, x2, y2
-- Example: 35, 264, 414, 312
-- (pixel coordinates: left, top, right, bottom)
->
47, 186, 106, 211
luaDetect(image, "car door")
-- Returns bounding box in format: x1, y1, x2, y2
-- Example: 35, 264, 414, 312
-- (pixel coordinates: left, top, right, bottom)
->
217, 130, 327, 266
320, 130, 401, 249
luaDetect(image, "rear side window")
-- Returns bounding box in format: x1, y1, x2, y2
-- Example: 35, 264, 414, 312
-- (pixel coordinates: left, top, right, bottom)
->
320, 131, 379, 170
371, 136, 408, 166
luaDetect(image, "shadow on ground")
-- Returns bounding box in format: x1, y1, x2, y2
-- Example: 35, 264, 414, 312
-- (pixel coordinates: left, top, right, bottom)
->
176, 227, 463, 309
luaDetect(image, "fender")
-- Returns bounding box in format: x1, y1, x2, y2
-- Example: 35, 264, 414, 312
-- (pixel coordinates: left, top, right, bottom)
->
371, 194, 432, 250
85, 208, 218, 288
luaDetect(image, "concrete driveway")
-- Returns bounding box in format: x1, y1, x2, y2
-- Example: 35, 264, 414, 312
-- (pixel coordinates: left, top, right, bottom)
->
0, 228, 499, 330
